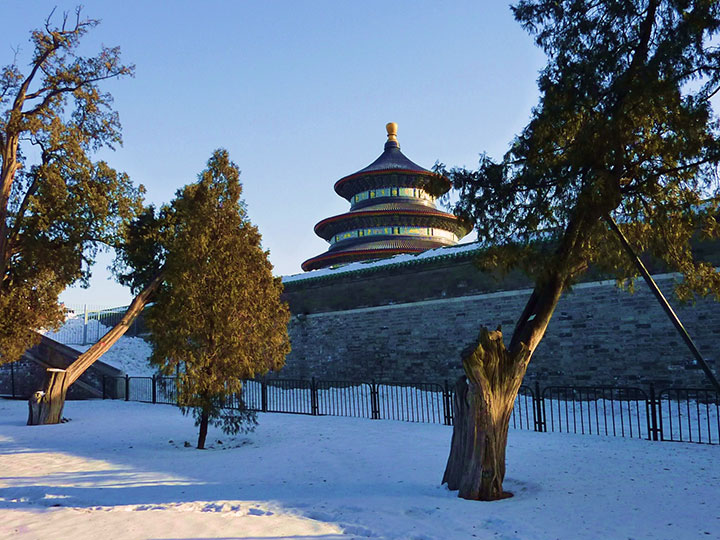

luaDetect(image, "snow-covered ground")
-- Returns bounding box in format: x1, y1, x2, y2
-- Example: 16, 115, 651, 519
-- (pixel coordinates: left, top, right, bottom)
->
43, 315, 155, 377
1, 399, 718, 540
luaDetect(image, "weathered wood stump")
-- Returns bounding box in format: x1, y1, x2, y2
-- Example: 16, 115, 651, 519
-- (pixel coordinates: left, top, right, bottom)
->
442, 327, 530, 501
28, 368, 68, 425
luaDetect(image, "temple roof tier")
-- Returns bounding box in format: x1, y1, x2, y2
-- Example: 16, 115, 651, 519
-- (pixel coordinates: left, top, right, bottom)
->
333, 122, 450, 200
302, 244, 433, 272
314, 208, 468, 241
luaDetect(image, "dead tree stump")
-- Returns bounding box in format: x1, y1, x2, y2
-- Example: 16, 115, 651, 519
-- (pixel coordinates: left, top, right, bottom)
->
28, 368, 68, 425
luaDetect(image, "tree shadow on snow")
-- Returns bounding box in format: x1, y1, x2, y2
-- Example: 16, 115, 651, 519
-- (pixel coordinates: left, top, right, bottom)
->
0, 400, 442, 538
152, 536, 348, 540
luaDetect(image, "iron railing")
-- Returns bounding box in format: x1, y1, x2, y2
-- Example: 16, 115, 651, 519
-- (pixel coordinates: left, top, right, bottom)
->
95, 376, 720, 445
657, 388, 720, 444
44, 304, 145, 345
541, 386, 649, 439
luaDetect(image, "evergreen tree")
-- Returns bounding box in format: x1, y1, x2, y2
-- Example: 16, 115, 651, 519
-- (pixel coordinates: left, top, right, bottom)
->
143, 150, 290, 449
0, 8, 140, 365
440, 0, 720, 500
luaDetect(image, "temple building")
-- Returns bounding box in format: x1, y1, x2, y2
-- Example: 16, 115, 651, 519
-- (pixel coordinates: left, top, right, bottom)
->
302, 123, 471, 271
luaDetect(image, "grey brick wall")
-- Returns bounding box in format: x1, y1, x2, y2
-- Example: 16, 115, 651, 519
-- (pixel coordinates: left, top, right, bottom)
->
282, 274, 719, 388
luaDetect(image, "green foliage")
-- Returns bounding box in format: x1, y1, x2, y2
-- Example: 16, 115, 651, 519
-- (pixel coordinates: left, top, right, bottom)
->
112, 205, 166, 294
440, 0, 720, 302
0, 9, 140, 364
131, 150, 291, 438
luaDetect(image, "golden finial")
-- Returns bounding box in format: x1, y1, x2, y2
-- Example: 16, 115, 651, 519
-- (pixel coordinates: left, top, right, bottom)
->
386, 122, 398, 143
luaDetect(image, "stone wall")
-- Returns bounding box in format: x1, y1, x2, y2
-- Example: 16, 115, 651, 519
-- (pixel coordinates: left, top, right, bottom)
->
282, 263, 720, 388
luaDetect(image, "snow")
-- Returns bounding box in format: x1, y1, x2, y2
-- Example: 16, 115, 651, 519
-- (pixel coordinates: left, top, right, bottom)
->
43, 315, 155, 377
70, 337, 155, 378
1, 399, 719, 539
282, 241, 482, 283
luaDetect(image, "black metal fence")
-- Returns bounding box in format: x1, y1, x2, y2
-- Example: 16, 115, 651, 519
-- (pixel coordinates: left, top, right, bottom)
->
541, 386, 650, 439
100, 376, 720, 446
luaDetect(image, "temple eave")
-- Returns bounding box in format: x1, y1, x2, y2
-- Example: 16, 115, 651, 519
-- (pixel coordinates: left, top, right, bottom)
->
301, 247, 428, 272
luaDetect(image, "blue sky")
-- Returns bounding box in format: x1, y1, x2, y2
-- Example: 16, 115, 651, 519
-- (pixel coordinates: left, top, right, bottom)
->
4, 1, 546, 306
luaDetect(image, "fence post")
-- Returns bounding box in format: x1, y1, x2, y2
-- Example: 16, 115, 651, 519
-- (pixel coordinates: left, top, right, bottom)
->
370, 381, 380, 420
82, 304, 88, 345
152, 375, 157, 404
10, 361, 15, 398
534, 381, 545, 432
648, 383, 660, 441
125, 375, 130, 401
443, 380, 453, 426
261, 378, 268, 413
311, 377, 319, 416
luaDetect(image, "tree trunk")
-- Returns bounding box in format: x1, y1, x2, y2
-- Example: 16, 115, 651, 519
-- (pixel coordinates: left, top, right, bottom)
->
0, 134, 21, 278
197, 408, 209, 449
27, 368, 68, 425
443, 327, 531, 501
27, 272, 163, 425
442, 261, 569, 501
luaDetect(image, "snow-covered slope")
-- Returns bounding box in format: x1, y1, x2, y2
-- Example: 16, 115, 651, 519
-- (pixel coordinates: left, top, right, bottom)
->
43, 316, 155, 377
1, 399, 718, 540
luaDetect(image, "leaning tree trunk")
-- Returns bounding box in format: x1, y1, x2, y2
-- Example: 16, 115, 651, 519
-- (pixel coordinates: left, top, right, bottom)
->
443, 327, 531, 500
27, 273, 163, 426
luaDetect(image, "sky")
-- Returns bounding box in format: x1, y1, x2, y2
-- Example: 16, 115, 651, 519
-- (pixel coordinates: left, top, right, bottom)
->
4, 1, 546, 307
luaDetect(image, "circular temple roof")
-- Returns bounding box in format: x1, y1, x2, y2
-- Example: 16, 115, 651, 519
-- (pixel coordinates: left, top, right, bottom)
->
302, 123, 469, 272
333, 124, 449, 200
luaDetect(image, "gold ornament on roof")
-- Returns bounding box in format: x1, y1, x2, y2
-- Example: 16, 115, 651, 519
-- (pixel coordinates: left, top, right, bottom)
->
386, 122, 398, 143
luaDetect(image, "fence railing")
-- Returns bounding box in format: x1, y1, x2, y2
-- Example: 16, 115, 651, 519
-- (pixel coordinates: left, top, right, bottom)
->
97, 376, 720, 445
45, 304, 145, 345
657, 388, 720, 445
541, 386, 650, 439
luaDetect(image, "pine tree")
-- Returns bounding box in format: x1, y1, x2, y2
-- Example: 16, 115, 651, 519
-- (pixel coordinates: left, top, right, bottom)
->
440, 0, 720, 500
144, 150, 290, 449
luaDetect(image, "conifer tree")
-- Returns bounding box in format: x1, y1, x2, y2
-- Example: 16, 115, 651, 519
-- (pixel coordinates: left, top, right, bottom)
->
440, 0, 720, 501
141, 150, 290, 449
0, 8, 139, 365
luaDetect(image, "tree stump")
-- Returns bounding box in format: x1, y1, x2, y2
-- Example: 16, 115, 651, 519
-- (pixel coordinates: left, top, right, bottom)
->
442, 327, 530, 501
27, 368, 68, 425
